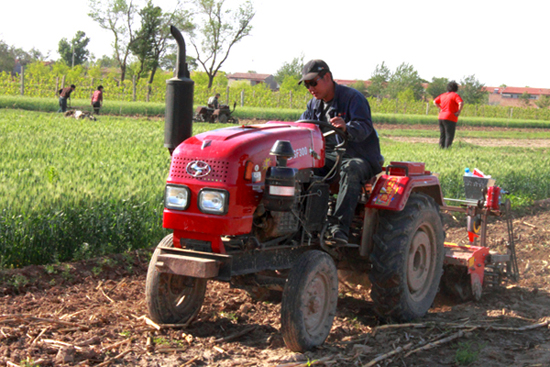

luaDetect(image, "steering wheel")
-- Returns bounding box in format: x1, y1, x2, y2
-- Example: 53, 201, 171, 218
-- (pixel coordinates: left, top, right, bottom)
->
295, 119, 347, 149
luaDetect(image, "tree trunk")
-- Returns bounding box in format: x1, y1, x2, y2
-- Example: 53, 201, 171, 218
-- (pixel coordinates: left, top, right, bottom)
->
207, 74, 214, 89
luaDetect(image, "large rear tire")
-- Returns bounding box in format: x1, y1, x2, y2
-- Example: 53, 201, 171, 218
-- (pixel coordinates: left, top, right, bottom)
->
369, 193, 444, 321
281, 250, 338, 352
146, 234, 207, 324
218, 114, 228, 123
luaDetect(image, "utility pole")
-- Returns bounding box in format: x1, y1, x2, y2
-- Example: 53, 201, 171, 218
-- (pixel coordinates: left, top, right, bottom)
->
71, 41, 75, 68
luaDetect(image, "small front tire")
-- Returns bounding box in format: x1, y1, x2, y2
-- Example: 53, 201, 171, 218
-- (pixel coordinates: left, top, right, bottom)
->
281, 250, 338, 352
145, 234, 207, 324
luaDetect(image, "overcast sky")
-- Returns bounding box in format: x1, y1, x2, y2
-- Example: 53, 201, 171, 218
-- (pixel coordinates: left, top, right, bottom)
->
1, 0, 548, 88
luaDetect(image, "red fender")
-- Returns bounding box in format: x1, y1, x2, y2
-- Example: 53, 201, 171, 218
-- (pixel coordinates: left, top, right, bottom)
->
366, 162, 444, 211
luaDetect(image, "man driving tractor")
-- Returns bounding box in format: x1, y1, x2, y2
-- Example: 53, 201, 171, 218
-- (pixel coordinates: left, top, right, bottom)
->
299, 59, 382, 246
208, 93, 221, 109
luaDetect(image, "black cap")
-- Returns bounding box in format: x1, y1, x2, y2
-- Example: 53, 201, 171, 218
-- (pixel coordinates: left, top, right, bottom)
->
299, 59, 330, 84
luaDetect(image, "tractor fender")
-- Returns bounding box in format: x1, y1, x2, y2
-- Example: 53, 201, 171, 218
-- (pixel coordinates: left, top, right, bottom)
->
366, 173, 444, 211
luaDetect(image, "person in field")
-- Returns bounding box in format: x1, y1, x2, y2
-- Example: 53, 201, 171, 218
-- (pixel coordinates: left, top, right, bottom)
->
58, 84, 76, 113
434, 81, 464, 148
299, 59, 382, 246
91, 85, 104, 115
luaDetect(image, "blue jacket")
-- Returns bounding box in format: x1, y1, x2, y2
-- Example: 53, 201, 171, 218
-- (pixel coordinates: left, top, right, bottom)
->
300, 83, 382, 174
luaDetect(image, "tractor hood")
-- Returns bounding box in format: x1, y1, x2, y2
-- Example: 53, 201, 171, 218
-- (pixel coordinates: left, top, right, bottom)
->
168, 121, 325, 187
163, 121, 325, 241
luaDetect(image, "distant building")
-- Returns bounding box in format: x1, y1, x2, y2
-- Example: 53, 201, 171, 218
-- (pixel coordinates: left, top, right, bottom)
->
227, 72, 278, 90
485, 86, 550, 107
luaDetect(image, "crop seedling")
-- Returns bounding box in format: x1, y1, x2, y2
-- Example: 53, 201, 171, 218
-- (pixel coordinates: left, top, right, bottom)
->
92, 266, 102, 276
454, 340, 486, 365
10, 274, 29, 288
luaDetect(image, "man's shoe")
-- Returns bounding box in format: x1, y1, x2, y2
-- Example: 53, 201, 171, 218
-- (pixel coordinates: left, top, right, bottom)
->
331, 231, 348, 246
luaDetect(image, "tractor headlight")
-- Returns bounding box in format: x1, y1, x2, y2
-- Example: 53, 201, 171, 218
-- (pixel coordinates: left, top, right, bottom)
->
165, 184, 190, 210
198, 189, 228, 215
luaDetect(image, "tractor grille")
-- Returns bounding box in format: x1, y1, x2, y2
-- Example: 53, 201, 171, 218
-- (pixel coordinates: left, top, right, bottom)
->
170, 156, 230, 183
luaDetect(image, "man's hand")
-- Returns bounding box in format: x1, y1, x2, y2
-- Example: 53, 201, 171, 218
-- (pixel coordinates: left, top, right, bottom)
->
330, 116, 346, 132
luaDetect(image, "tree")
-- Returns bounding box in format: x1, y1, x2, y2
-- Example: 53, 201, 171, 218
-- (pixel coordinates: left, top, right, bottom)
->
274, 56, 303, 85
58, 31, 90, 66
519, 91, 531, 107
367, 61, 390, 99
458, 74, 486, 104
160, 53, 197, 72
129, 1, 163, 82
426, 77, 449, 99
278, 75, 302, 94
535, 95, 550, 109
1, 41, 45, 75
0, 40, 14, 74
349, 80, 367, 96
187, 0, 255, 88
387, 62, 424, 100
88, 0, 137, 82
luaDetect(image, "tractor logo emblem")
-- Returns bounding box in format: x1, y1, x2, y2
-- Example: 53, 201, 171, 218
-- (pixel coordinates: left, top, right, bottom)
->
186, 161, 211, 177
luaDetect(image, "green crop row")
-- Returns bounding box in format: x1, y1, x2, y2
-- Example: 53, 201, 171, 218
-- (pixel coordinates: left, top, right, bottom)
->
1, 109, 549, 268
3, 95, 550, 129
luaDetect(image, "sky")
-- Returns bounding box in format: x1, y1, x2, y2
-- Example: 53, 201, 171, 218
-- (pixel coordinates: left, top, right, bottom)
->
1, 0, 549, 89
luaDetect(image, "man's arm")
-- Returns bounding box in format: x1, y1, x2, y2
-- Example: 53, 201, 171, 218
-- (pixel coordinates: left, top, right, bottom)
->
337, 94, 374, 142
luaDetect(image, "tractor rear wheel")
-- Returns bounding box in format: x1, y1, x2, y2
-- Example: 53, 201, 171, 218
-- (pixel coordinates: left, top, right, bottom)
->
369, 193, 444, 321
281, 250, 338, 352
146, 234, 207, 324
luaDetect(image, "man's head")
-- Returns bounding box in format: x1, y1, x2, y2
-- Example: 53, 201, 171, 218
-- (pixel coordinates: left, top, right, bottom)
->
447, 81, 458, 92
299, 59, 334, 102
215, 93, 220, 98
98, 85, 103, 91
70, 84, 76, 90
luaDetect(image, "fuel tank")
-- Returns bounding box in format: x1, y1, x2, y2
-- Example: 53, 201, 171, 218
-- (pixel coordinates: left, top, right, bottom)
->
163, 121, 325, 238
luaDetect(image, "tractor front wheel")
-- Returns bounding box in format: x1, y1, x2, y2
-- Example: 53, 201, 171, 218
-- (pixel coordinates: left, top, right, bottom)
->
145, 234, 207, 324
369, 193, 444, 321
281, 250, 338, 352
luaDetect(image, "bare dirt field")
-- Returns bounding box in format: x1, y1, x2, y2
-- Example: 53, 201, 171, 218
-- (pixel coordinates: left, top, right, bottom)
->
1, 124, 549, 367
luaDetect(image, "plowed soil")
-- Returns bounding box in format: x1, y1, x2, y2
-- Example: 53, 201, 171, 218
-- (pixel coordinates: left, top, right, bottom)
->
2, 124, 549, 367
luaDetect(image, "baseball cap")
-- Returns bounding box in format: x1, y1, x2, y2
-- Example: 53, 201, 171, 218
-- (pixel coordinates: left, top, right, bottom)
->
299, 59, 330, 84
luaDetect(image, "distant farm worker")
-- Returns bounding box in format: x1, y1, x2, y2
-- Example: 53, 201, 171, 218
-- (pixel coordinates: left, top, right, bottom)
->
299, 59, 382, 246
208, 93, 220, 109
91, 85, 104, 115
58, 84, 76, 113
434, 81, 464, 149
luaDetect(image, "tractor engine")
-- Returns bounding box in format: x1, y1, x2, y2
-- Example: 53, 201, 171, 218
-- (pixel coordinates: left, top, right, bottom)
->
163, 122, 327, 253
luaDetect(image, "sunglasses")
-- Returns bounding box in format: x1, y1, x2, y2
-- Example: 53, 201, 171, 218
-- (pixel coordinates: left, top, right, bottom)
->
304, 74, 325, 88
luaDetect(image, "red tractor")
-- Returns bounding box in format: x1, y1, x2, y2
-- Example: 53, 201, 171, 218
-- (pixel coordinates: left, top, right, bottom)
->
148, 26, 448, 352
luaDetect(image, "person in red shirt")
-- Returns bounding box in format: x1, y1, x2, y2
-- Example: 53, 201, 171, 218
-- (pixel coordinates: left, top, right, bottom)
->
434, 81, 464, 148
91, 85, 104, 115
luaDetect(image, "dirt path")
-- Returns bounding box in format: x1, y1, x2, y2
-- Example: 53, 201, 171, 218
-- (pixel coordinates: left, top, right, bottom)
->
1, 200, 550, 366
387, 136, 550, 148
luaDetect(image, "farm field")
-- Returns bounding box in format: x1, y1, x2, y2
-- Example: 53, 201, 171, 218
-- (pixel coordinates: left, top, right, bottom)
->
1, 112, 550, 366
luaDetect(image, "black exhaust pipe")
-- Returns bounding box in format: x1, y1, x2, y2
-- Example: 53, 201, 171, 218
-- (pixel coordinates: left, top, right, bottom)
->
164, 25, 194, 155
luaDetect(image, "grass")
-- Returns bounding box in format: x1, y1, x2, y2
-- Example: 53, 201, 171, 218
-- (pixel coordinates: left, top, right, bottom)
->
1, 109, 549, 268
2, 95, 550, 128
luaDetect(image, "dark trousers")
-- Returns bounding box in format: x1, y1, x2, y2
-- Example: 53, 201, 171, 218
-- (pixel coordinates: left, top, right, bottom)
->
92, 102, 101, 114
316, 153, 374, 236
439, 119, 456, 148
58, 97, 68, 113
